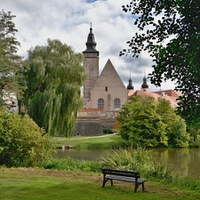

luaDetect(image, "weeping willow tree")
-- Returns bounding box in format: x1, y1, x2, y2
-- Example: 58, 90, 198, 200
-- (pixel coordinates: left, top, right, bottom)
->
22, 39, 86, 136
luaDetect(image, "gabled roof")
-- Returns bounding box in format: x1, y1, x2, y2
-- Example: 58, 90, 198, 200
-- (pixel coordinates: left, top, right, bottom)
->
93, 59, 126, 88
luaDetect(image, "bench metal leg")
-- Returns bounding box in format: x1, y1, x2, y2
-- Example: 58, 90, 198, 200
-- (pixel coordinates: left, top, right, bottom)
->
142, 183, 145, 192
134, 183, 145, 192
102, 178, 107, 188
135, 182, 144, 192
102, 178, 114, 187
110, 179, 113, 186
102, 178, 113, 188
134, 183, 138, 192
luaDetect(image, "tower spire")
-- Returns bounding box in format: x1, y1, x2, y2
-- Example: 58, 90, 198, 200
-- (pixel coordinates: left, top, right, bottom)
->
141, 70, 149, 91
127, 71, 134, 90
83, 23, 99, 54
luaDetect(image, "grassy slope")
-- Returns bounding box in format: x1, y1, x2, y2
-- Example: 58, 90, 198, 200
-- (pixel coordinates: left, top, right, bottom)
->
53, 134, 123, 148
0, 167, 199, 200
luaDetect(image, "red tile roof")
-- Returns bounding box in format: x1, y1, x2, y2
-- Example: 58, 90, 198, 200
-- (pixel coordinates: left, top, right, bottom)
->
132, 89, 182, 108
80, 108, 103, 112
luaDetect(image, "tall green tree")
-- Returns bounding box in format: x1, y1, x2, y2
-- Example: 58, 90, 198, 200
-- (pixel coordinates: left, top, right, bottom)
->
117, 95, 189, 147
117, 95, 168, 147
120, 0, 200, 126
0, 10, 22, 106
23, 39, 86, 136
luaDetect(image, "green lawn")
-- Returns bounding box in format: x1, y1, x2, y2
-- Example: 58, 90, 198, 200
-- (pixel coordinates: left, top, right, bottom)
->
53, 134, 123, 148
1, 167, 200, 200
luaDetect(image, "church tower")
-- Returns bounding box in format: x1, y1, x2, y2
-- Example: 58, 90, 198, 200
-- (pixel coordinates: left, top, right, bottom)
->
83, 25, 99, 102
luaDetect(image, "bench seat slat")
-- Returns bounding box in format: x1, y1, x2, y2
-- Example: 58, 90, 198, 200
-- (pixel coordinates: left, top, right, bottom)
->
102, 170, 140, 177
106, 175, 147, 184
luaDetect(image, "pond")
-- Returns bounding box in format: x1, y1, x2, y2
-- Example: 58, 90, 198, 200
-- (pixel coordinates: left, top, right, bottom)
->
53, 148, 200, 179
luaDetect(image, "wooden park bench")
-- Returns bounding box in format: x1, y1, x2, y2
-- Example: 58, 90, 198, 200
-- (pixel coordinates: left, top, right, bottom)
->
101, 168, 147, 192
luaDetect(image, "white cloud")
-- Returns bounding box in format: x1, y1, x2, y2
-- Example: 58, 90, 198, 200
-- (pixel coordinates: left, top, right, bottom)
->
1, 0, 175, 91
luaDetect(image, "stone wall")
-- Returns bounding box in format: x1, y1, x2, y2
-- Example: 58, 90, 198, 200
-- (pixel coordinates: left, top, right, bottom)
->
74, 116, 116, 136
100, 117, 115, 129
74, 117, 103, 136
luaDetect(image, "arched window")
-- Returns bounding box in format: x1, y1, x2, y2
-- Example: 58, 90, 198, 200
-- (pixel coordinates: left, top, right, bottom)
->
98, 98, 104, 108
114, 98, 120, 109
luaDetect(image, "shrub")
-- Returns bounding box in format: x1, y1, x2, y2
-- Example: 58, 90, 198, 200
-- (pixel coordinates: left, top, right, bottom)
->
0, 108, 53, 167
103, 127, 114, 134
100, 148, 173, 181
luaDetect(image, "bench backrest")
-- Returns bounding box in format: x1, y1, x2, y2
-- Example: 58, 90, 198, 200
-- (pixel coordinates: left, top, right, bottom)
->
101, 168, 140, 179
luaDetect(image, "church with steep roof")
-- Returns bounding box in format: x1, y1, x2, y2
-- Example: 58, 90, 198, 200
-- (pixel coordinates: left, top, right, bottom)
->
74, 26, 181, 136
82, 26, 127, 113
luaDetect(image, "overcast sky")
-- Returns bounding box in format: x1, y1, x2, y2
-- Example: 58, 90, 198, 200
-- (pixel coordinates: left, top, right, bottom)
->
1, 0, 175, 91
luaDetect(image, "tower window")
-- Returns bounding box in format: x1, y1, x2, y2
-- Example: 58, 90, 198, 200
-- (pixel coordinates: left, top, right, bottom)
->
105, 87, 108, 91
114, 98, 120, 109
98, 98, 104, 108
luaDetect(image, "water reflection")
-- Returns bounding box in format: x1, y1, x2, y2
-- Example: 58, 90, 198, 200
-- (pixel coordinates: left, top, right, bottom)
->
53, 148, 200, 179
149, 148, 200, 178
53, 149, 109, 161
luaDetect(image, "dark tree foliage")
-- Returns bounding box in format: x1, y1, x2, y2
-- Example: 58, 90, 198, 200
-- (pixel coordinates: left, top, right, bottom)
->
120, 0, 200, 126
0, 10, 21, 93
